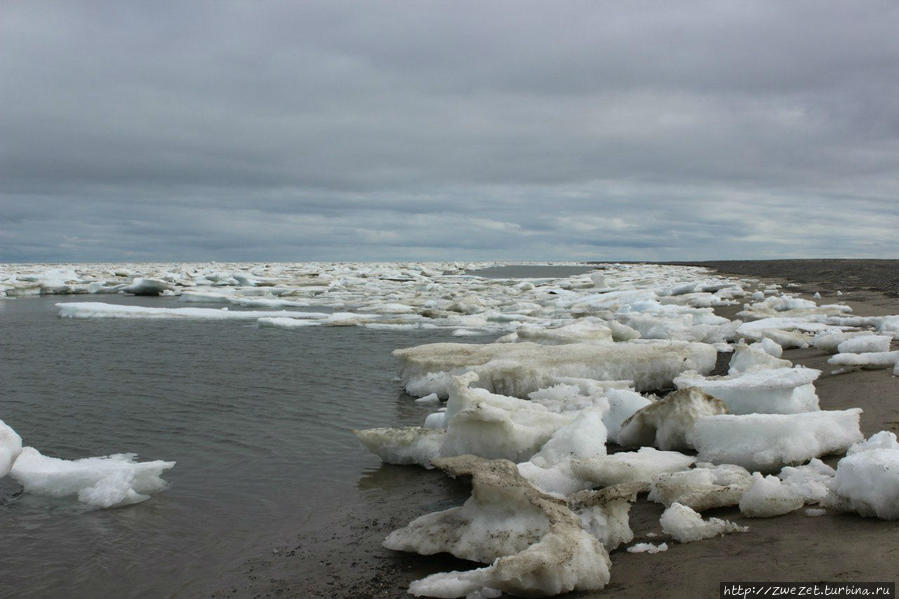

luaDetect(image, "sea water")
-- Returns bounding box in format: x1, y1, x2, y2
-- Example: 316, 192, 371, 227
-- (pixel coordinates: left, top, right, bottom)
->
0, 265, 590, 598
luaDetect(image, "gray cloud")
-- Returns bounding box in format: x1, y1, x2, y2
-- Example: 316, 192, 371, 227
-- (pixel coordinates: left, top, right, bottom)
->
1, 0, 897, 262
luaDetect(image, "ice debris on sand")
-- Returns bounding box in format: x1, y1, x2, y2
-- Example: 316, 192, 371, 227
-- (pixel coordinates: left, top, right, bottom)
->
626, 542, 668, 553
660, 502, 748, 543
648, 463, 753, 511
827, 431, 899, 520
389, 456, 614, 598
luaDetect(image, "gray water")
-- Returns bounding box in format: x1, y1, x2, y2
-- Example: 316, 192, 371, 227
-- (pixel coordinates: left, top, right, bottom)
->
0, 295, 478, 598
0, 265, 593, 598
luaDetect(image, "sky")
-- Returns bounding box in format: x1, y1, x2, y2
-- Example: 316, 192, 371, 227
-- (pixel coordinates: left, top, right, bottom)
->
1, 0, 897, 263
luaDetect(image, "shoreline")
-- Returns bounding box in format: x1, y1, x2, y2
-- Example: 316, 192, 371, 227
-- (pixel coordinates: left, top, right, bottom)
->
219, 259, 899, 598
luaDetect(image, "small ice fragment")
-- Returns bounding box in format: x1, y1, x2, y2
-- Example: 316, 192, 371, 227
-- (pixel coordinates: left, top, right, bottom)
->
626, 542, 668, 553
660, 502, 747, 543
414, 393, 441, 405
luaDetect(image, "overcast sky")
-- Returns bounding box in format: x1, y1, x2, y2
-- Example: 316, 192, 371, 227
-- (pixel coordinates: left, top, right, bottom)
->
1, 1, 897, 263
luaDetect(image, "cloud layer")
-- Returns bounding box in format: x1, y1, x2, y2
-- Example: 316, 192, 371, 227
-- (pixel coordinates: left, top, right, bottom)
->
2, 1, 897, 262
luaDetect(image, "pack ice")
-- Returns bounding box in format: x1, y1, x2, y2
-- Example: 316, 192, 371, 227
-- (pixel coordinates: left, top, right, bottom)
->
7, 261, 899, 594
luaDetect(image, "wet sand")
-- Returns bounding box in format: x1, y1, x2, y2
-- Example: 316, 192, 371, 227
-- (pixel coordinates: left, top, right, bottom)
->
223, 260, 899, 599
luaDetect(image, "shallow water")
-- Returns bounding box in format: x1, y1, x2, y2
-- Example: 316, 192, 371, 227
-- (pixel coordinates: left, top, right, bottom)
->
0, 294, 482, 598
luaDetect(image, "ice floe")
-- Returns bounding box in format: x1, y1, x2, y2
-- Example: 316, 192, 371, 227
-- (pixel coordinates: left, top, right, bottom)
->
689, 409, 863, 472
394, 340, 718, 397
0, 419, 174, 509
10, 448, 175, 509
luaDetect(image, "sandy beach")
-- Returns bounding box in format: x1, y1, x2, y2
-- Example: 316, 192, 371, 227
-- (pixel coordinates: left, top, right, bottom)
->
221, 260, 899, 599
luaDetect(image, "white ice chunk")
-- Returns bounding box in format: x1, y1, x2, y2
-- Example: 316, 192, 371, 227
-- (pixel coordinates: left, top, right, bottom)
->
660, 502, 747, 543
778, 459, 835, 504
648, 463, 753, 511
572, 447, 695, 487
440, 373, 575, 462
528, 409, 607, 469
257, 317, 322, 329
689, 409, 863, 472
394, 340, 717, 397
617, 387, 727, 451
391, 456, 612, 598
423, 412, 447, 429
414, 393, 441, 405
0, 419, 23, 478
603, 389, 653, 444
836, 335, 892, 354
512, 321, 613, 345
828, 351, 899, 371
827, 432, 899, 520
568, 484, 641, 550
739, 473, 804, 518
9, 447, 175, 509
517, 409, 608, 496
674, 367, 821, 415
847, 430, 899, 454
353, 427, 445, 468
757, 337, 784, 357
811, 331, 867, 354
122, 278, 173, 296
626, 542, 668, 553
727, 343, 791, 374
58, 302, 330, 321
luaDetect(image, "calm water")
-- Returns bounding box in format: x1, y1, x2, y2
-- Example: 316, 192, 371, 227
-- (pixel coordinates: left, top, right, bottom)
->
0, 265, 592, 598
0, 295, 477, 598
